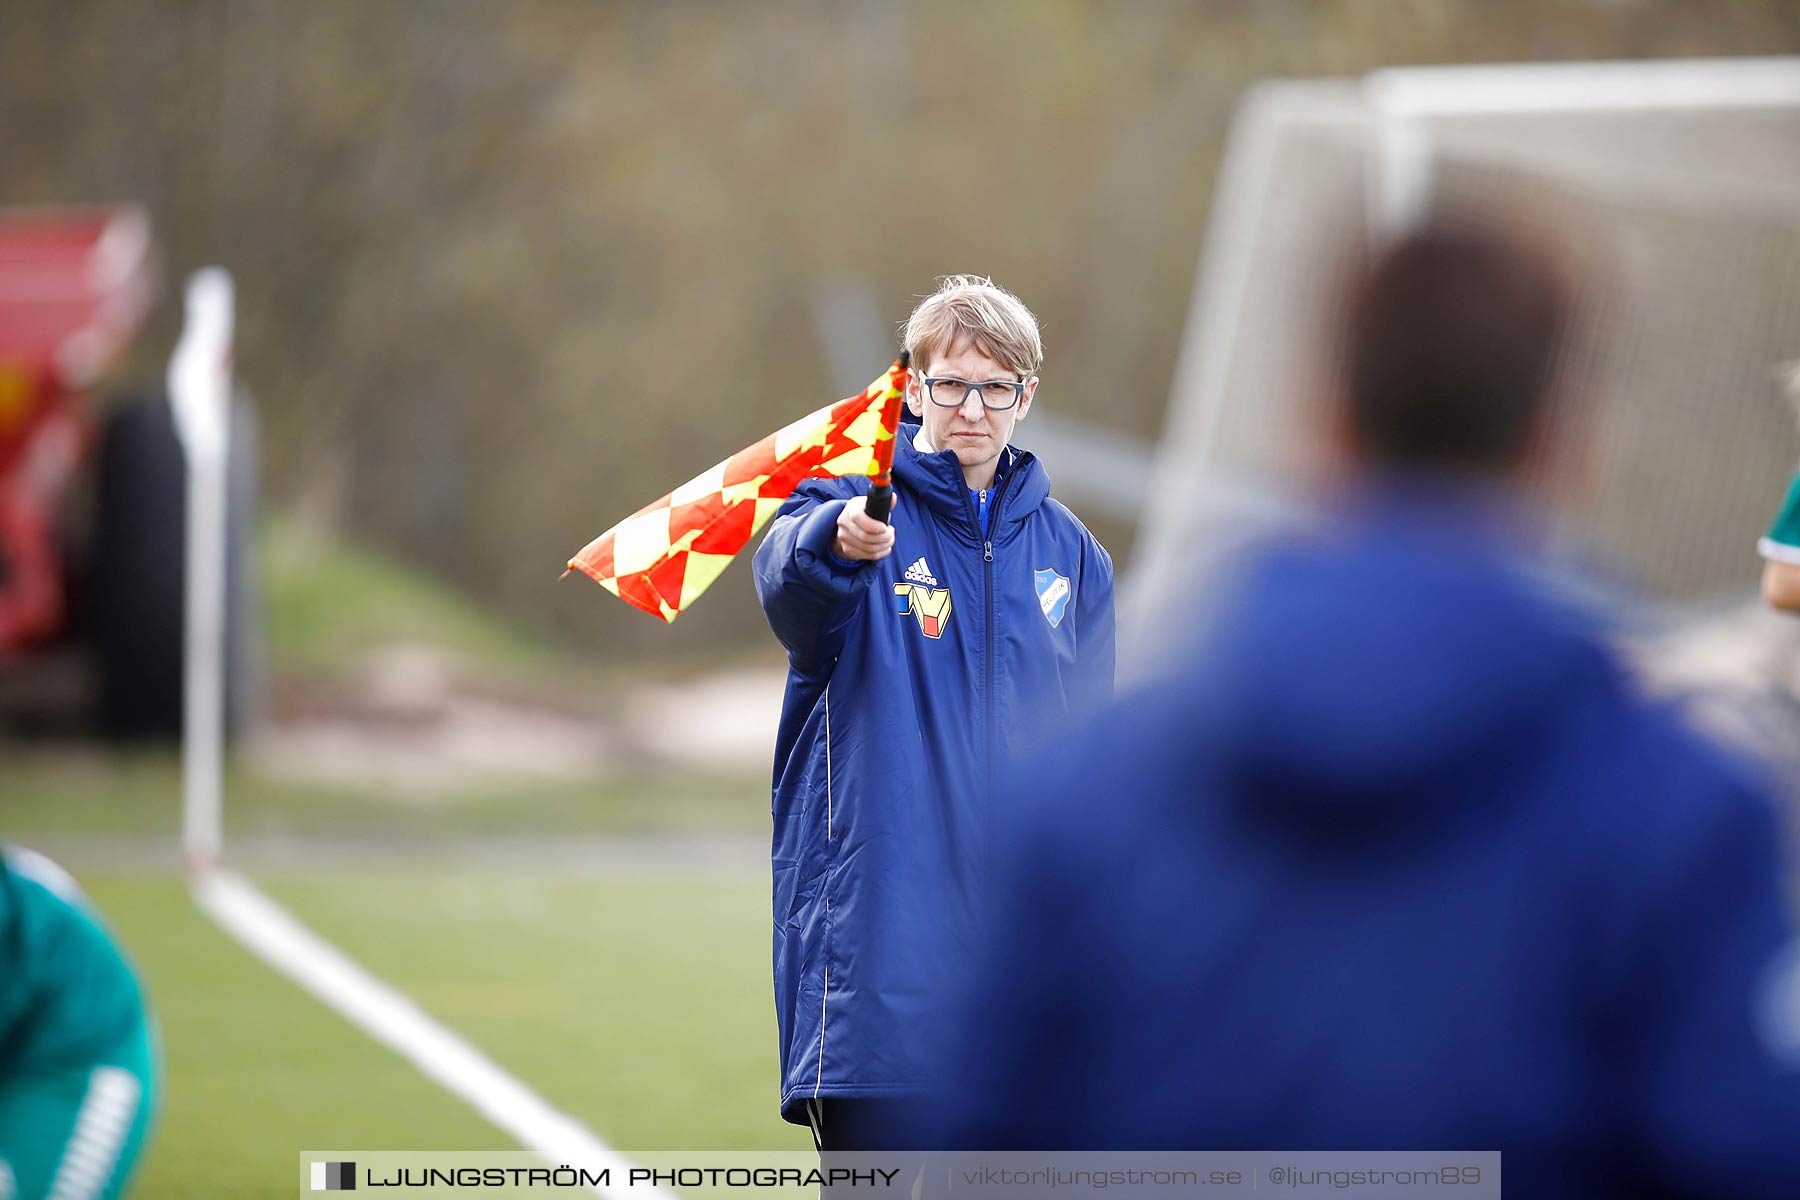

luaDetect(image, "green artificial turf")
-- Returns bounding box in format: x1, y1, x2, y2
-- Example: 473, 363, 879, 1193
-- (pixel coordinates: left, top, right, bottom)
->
4, 750, 767, 840
84, 875, 504, 1198
77, 867, 806, 1199
264, 871, 808, 1152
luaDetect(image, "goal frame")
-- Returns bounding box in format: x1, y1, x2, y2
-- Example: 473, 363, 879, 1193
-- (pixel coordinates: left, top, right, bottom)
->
1126, 56, 1800, 668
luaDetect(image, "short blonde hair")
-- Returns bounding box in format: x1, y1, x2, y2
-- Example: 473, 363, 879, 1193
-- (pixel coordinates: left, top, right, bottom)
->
903, 275, 1043, 380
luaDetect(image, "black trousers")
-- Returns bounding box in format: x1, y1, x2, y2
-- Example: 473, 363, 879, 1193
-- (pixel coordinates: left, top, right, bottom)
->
807, 1098, 937, 1198
806, 1097, 935, 1152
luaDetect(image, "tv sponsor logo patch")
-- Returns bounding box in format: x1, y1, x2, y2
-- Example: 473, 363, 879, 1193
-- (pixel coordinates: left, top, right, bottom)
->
894, 581, 953, 639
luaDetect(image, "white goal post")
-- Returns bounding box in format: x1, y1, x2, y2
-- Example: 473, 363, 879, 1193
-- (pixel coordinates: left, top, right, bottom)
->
164, 271, 662, 1194
169, 267, 235, 874
1126, 56, 1800, 676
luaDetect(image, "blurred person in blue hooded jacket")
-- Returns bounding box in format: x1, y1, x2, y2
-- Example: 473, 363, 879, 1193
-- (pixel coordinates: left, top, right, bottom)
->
929, 223, 1800, 1197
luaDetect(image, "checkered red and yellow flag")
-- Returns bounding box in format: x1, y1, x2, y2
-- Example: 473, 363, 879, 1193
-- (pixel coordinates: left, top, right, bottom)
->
564, 356, 909, 622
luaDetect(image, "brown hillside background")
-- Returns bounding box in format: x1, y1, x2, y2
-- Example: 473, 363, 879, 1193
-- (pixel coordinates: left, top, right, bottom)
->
5, 1, 1795, 660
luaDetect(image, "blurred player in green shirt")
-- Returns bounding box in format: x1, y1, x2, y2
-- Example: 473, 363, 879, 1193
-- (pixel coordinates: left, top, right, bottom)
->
0, 845, 157, 1200
1763, 363, 1800, 614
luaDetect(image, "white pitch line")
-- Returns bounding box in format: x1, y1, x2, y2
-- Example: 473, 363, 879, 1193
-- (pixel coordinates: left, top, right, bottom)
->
190, 868, 674, 1200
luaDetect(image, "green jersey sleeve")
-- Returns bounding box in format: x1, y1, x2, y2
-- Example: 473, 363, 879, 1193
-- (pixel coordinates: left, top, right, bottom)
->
0, 845, 148, 1073
1760, 471, 1800, 566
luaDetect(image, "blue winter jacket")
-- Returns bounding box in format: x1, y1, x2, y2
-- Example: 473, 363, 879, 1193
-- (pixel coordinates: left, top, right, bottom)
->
933, 483, 1800, 1196
752, 423, 1114, 1123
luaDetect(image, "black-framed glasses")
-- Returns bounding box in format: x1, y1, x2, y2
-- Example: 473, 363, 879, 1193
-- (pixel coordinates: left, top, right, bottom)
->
922, 376, 1027, 411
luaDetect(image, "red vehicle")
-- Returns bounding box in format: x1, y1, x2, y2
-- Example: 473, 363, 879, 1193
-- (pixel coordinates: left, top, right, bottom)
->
0, 207, 254, 739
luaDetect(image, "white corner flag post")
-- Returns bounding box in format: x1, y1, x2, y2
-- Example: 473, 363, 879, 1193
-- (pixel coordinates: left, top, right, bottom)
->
165, 271, 662, 1195
168, 268, 234, 877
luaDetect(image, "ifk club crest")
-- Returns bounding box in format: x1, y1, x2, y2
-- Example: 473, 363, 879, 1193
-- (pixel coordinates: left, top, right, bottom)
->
1034, 567, 1072, 628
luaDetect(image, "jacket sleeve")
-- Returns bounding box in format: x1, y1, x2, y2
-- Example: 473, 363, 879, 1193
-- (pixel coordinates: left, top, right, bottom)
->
752, 480, 873, 675
1612, 775, 1800, 1193
1074, 535, 1117, 708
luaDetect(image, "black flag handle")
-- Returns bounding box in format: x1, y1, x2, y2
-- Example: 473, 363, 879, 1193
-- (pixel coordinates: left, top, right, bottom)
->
864, 348, 908, 525
865, 484, 894, 525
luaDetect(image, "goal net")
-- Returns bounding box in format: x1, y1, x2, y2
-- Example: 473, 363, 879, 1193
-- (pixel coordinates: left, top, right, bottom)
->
1127, 57, 1800, 769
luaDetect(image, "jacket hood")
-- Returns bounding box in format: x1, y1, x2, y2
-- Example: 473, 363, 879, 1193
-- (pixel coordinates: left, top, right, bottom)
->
893, 422, 1050, 538
1198, 482, 1611, 814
